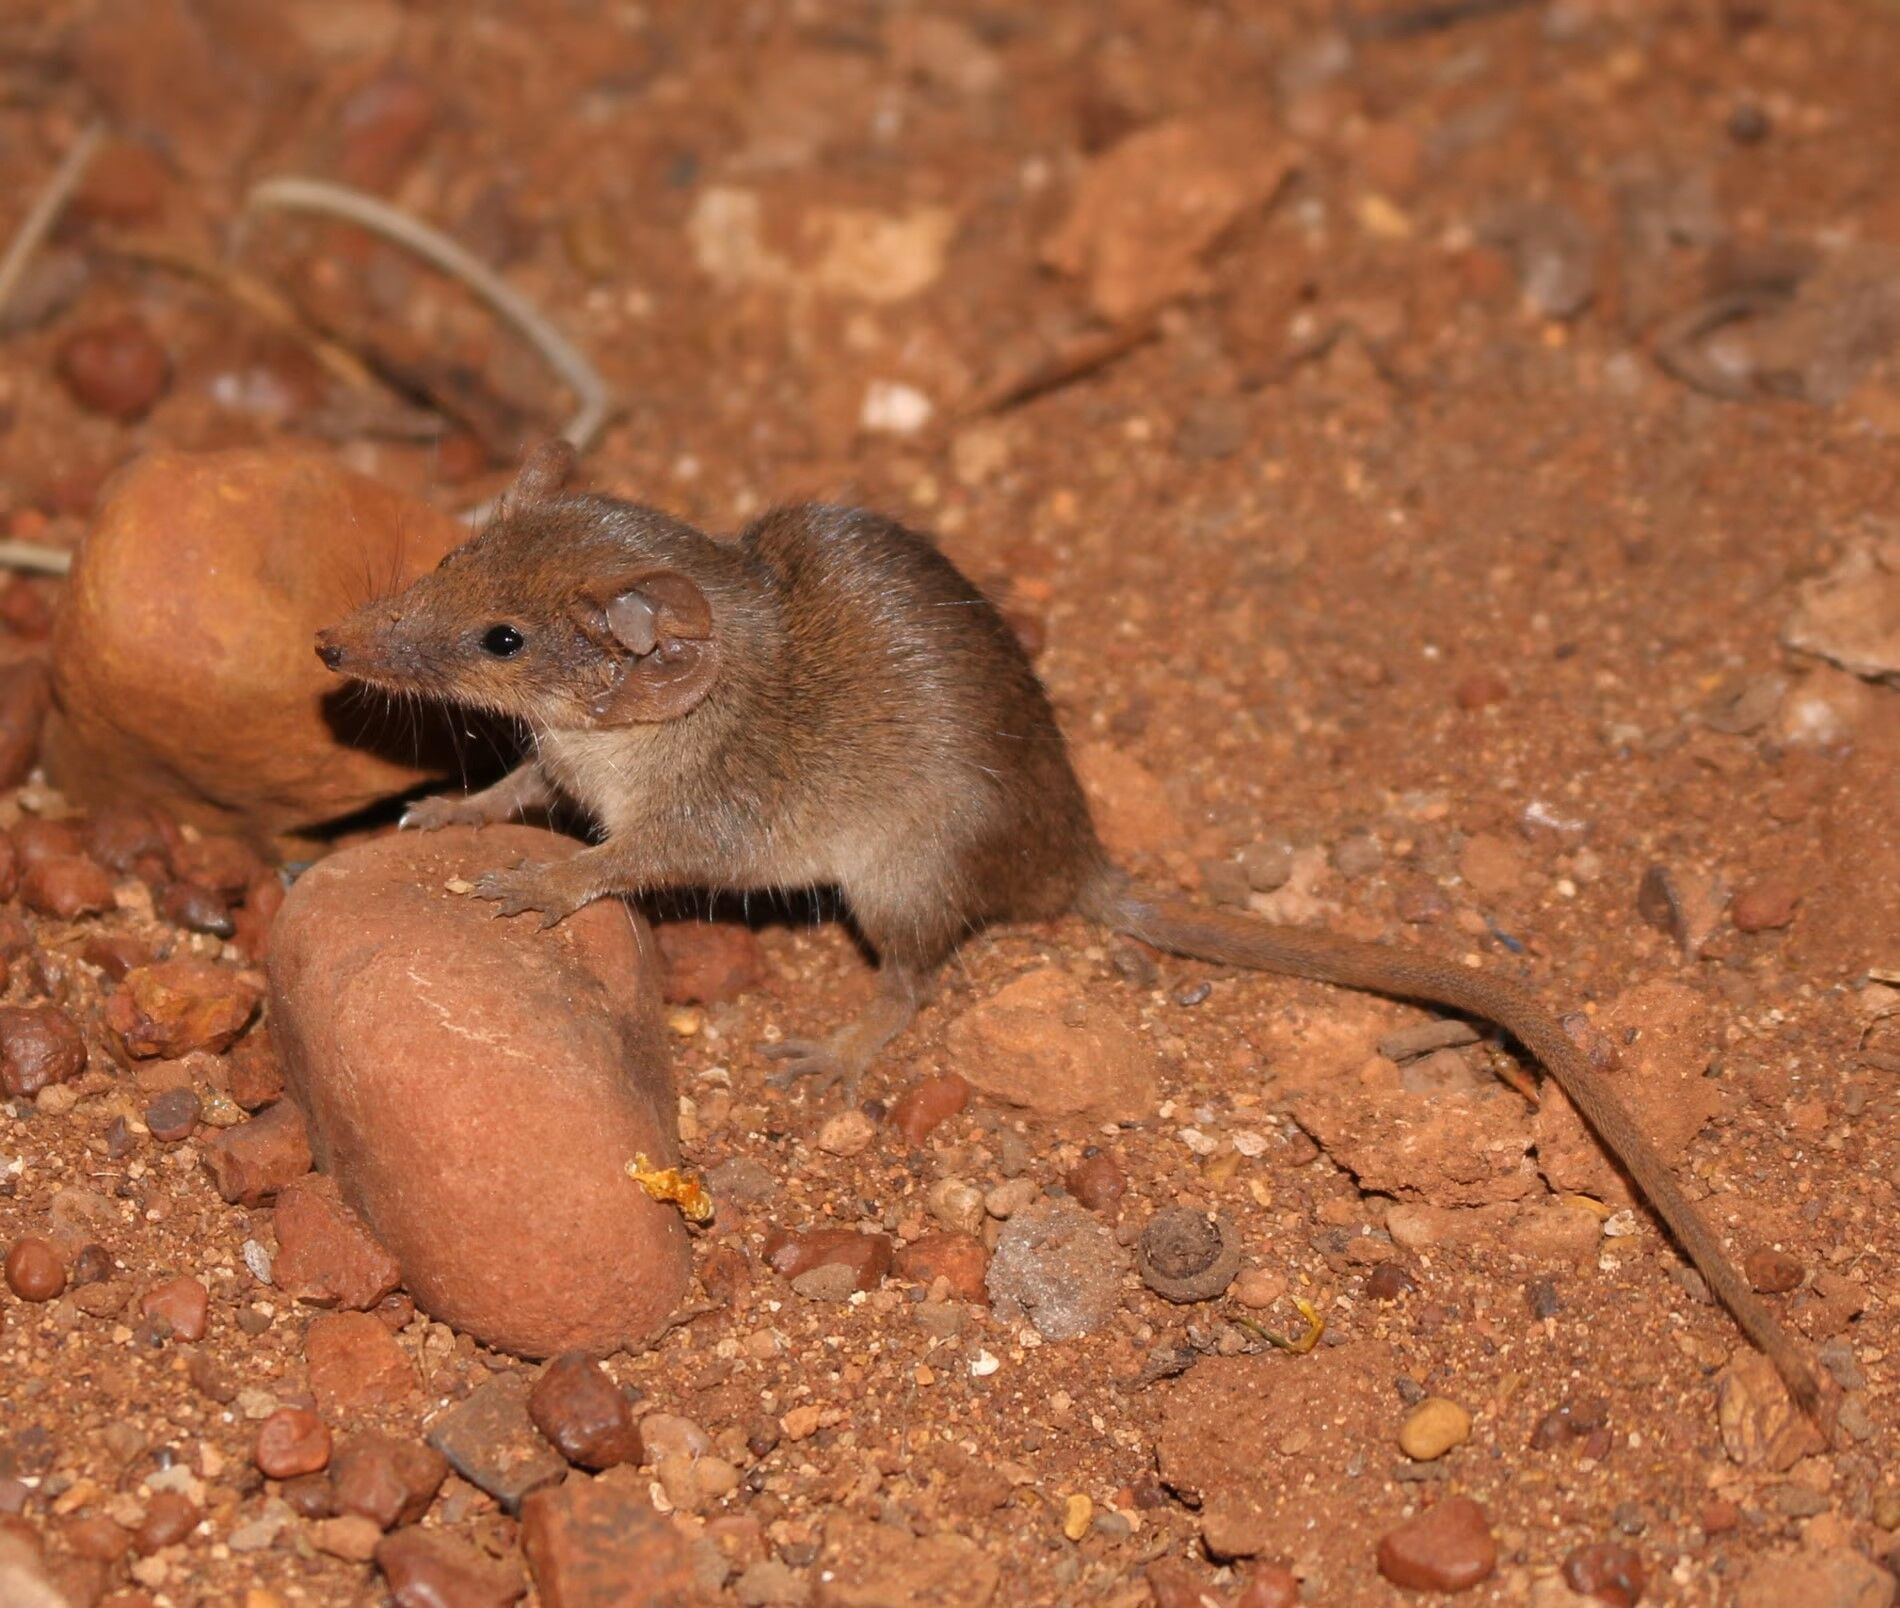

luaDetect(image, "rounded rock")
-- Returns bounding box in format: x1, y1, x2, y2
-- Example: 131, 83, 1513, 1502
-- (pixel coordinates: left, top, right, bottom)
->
1064, 1150, 1127, 1213
1376, 1496, 1497, 1592
45, 447, 471, 844
528, 1354, 643, 1471
255, 1408, 332, 1479
889, 1073, 970, 1145
269, 826, 690, 1357
1563, 1541, 1646, 1606
132, 1492, 198, 1555
139, 1275, 209, 1342
5, 1236, 67, 1301
0, 1007, 88, 1098
56, 315, 171, 421
1398, 1397, 1472, 1461
143, 1087, 202, 1142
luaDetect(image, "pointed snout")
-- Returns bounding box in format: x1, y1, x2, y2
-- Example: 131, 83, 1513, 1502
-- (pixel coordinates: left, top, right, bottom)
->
314, 630, 346, 671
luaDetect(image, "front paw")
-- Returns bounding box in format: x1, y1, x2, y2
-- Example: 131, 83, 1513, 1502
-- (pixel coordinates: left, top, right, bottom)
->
402, 794, 484, 832
469, 863, 574, 927
760, 1037, 856, 1100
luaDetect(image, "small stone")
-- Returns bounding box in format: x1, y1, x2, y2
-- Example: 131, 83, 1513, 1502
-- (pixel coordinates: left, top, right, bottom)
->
201, 1100, 312, 1205
1231, 1268, 1286, 1309
735, 1558, 810, 1607
330, 1432, 448, 1529
816, 1109, 876, 1157
637, 1414, 712, 1464
281, 1472, 334, 1518
307, 1311, 417, 1417
1234, 1565, 1301, 1608
376, 1527, 525, 1608
1744, 1246, 1804, 1294
1718, 1352, 1826, 1470
655, 922, 765, 1005
255, 1408, 331, 1479
893, 1234, 989, 1304
0, 1006, 89, 1096
69, 1244, 112, 1286
1732, 878, 1800, 933
142, 1087, 201, 1142
984, 1178, 1038, 1219
1333, 833, 1383, 878
1453, 671, 1510, 710
521, 1476, 696, 1605
1398, 1398, 1472, 1461
66, 1514, 130, 1560
21, 854, 116, 918
106, 958, 261, 1058
271, 1175, 401, 1311
310, 1514, 382, 1563
1376, 1496, 1497, 1591
761, 1228, 892, 1291
1365, 1263, 1417, 1302
1562, 1542, 1646, 1605
1736, 1547, 1897, 1608
1064, 1150, 1127, 1213
1239, 840, 1294, 892
926, 1178, 986, 1235
56, 315, 171, 421
425, 1378, 566, 1512
132, 1492, 198, 1556
1136, 1209, 1240, 1303
139, 1275, 209, 1341
986, 1202, 1124, 1340
888, 1073, 969, 1145
159, 882, 234, 938
946, 966, 1156, 1122
5, 1237, 67, 1301
527, 1354, 642, 1471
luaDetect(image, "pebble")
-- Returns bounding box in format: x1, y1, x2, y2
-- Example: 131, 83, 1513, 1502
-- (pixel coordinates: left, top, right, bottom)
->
1332, 833, 1383, 878
106, 959, 261, 1058
1744, 1246, 1805, 1294
56, 315, 171, 421
1239, 840, 1294, 892
926, 1178, 986, 1235
330, 1432, 448, 1529
761, 1228, 893, 1291
639, 1413, 712, 1464
139, 1276, 208, 1342
946, 965, 1157, 1122
1736, 1546, 1897, 1608
306, 1311, 418, 1417
132, 1492, 198, 1555
1235, 1565, 1301, 1608
986, 1202, 1124, 1340
21, 854, 116, 917
654, 921, 765, 1005
254, 1408, 332, 1479
69, 1244, 111, 1286
159, 882, 234, 938
201, 1101, 312, 1206
425, 1379, 566, 1513
984, 1178, 1039, 1219
521, 1476, 696, 1604
271, 1175, 401, 1311
311, 1514, 383, 1563
816, 1109, 876, 1157
1365, 1263, 1418, 1302
5, 1237, 66, 1301
375, 1526, 525, 1607
1399, 1398, 1472, 1461
893, 1234, 989, 1304
142, 1087, 201, 1142
734, 1558, 810, 1607
527, 1353, 643, 1470
1231, 1267, 1287, 1309
0, 1005, 89, 1096
1376, 1496, 1498, 1591
1064, 1150, 1127, 1213
1732, 878, 1800, 933
1136, 1209, 1240, 1303
1562, 1542, 1645, 1605
889, 1073, 970, 1145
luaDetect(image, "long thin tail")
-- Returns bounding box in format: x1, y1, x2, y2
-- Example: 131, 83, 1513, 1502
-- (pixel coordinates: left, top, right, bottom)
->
1086, 878, 1821, 1417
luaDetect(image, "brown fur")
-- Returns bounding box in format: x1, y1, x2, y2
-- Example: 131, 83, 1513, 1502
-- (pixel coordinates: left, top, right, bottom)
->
317, 450, 1820, 1419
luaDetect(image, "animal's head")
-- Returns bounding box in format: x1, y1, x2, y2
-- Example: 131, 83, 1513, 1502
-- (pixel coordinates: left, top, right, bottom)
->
316, 442, 724, 729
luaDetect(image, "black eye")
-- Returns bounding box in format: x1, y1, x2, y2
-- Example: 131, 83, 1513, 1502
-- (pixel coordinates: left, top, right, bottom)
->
481, 624, 524, 658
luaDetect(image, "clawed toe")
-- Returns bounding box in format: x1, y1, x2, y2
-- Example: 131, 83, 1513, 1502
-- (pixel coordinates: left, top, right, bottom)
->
760, 1038, 852, 1097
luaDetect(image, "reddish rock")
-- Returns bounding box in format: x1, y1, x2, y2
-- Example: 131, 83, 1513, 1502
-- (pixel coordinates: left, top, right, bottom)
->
376, 1527, 525, 1607
762, 1227, 893, 1291
0, 662, 51, 790
5, 1237, 67, 1301
1563, 1542, 1646, 1606
521, 1475, 697, 1608
1732, 878, 1800, 933
105, 958, 261, 1058
426, 1378, 567, 1512
20, 854, 116, 918
889, 1072, 970, 1144
528, 1355, 643, 1471
56, 315, 171, 422
143, 1086, 201, 1141
201, 1099, 312, 1205
255, 1407, 332, 1479
131, 1492, 197, 1555
331, 1432, 449, 1530
1376, 1496, 1497, 1592
72, 139, 173, 227
5, 819, 73, 870
1064, 1150, 1127, 1213
158, 882, 233, 937
1744, 1246, 1805, 1294
173, 833, 265, 896
81, 804, 174, 875
654, 921, 765, 1005
64, 1515, 130, 1561
306, 1311, 419, 1418
269, 826, 689, 1357
894, 1233, 989, 1303
227, 1034, 286, 1110
139, 1275, 208, 1341
1453, 670, 1511, 709
1235, 1565, 1301, 1608
0, 1006, 88, 1097
310, 1513, 382, 1562
273, 1175, 402, 1311
44, 448, 470, 846
82, 933, 150, 981
945, 966, 1157, 1122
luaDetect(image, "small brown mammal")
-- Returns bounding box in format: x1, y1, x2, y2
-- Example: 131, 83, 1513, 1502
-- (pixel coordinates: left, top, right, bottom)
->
318, 441, 1819, 1415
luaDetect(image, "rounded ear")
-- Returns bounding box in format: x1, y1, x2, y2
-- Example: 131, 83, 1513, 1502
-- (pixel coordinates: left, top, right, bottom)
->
509, 439, 578, 504
575, 571, 718, 724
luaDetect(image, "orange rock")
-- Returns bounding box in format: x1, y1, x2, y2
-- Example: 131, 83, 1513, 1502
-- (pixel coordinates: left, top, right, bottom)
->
269, 825, 689, 1358
945, 966, 1157, 1122
272, 1175, 402, 1312
45, 448, 470, 848
307, 1312, 418, 1418
105, 958, 261, 1058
